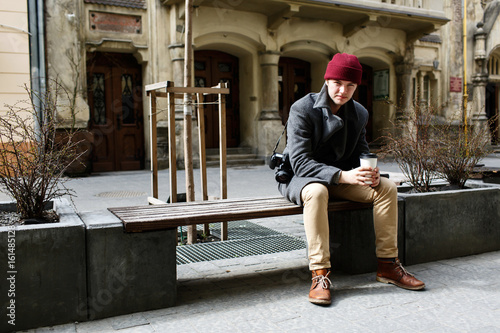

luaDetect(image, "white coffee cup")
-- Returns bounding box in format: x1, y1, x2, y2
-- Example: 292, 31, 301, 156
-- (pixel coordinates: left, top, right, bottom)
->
359, 153, 378, 184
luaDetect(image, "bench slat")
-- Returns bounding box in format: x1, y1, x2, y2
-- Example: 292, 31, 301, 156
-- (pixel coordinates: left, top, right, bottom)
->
112, 199, 298, 220
108, 196, 372, 232
114, 196, 290, 213
110, 198, 297, 221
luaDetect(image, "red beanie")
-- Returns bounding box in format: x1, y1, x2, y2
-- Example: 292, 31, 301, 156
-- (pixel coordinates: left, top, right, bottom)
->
324, 53, 362, 85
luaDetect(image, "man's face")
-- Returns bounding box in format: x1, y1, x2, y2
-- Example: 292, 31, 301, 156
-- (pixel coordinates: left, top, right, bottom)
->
326, 79, 358, 106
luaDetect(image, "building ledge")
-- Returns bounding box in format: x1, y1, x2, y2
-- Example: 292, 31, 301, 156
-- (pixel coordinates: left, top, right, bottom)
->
163, 0, 449, 41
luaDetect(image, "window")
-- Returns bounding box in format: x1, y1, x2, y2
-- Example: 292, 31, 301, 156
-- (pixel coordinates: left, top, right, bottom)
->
91, 73, 106, 125
121, 74, 135, 124
423, 75, 430, 103
489, 55, 500, 76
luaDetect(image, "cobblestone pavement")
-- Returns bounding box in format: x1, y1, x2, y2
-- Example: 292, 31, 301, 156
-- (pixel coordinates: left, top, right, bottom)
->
12, 154, 500, 332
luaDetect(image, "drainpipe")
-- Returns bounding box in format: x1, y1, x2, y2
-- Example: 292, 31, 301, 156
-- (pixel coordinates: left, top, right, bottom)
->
463, 0, 468, 141
28, 0, 46, 139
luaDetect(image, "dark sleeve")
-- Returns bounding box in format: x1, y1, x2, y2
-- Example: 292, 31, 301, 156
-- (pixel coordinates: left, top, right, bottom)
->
350, 104, 370, 167
286, 103, 342, 185
352, 124, 370, 165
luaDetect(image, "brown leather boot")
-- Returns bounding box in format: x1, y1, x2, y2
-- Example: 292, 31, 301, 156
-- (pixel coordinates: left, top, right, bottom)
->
309, 269, 331, 305
376, 258, 425, 291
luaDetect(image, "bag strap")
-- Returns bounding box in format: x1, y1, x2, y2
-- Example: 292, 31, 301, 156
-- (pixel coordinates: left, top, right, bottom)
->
272, 120, 288, 154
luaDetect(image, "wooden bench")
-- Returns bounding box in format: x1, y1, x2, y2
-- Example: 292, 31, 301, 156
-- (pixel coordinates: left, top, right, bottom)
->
109, 196, 373, 233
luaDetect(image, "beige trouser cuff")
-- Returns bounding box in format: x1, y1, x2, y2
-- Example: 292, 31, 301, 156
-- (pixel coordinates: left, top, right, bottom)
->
301, 177, 398, 271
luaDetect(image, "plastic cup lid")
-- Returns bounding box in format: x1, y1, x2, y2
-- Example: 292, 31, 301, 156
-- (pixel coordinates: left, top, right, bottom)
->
360, 153, 378, 159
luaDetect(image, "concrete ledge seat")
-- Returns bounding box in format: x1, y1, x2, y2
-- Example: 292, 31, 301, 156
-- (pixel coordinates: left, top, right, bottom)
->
330, 199, 405, 274
108, 195, 373, 232
81, 210, 177, 321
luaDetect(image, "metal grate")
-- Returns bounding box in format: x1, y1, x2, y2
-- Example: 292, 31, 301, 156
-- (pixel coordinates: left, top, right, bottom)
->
177, 221, 306, 265
95, 191, 147, 198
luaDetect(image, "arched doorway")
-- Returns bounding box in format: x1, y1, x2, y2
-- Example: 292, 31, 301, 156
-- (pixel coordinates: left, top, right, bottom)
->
487, 53, 500, 144
486, 82, 499, 144
353, 64, 374, 143
86, 52, 145, 172
278, 57, 311, 125
194, 50, 240, 148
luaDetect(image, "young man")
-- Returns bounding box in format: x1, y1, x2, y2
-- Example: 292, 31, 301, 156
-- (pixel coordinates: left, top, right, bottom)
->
278, 53, 425, 305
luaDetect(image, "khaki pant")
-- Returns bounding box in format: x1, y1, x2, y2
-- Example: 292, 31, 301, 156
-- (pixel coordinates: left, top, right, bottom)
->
301, 177, 398, 271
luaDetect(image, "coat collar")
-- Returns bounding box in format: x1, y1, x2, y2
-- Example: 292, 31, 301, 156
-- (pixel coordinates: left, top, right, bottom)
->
313, 83, 331, 111
314, 83, 360, 143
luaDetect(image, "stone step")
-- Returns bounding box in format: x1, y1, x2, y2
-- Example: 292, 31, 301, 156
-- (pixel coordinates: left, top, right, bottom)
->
204, 147, 266, 167
205, 147, 254, 155
206, 157, 266, 167
159, 151, 267, 169
206, 153, 261, 161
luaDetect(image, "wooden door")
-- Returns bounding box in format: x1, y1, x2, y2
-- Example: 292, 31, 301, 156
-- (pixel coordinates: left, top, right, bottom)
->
194, 50, 240, 148
278, 57, 311, 125
486, 83, 499, 144
87, 52, 145, 172
353, 64, 373, 143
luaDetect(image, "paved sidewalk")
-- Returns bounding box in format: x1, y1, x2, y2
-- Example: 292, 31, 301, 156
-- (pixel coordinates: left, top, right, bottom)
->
11, 155, 500, 332
26, 251, 500, 332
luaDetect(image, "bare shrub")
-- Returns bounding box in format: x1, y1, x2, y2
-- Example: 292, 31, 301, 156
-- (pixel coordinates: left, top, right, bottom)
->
0, 83, 84, 219
383, 101, 440, 192
382, 100, 495, 192
433, 112, 495, 188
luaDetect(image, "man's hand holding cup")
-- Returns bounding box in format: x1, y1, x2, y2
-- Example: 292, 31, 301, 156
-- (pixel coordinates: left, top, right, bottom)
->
360, 153, 379, 186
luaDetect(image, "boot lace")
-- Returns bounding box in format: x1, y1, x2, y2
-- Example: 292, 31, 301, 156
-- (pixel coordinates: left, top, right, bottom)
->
312, 272, 332, 289
394, 259, 414, 278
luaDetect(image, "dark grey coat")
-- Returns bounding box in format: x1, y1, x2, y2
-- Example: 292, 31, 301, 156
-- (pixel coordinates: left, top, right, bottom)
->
278, 84, 370, 205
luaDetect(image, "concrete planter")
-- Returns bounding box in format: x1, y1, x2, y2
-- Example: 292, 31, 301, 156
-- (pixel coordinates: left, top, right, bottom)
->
398, 182, 500, 265
80, 210, 177, 320
0, 198, 86, 333
329, 200, 405, 274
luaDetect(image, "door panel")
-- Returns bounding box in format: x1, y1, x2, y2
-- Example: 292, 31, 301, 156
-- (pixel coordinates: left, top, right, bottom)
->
88, 66, 115, 171
279, 57, 311, 126
194, 51, 240, 148
486, 83, 499, 144
87, 52, 144, 172
112, 67, 144, 170
353, 64, 373, 143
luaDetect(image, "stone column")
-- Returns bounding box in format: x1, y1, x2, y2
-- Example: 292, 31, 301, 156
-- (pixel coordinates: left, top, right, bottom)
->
418, 72, 427, 107
156, 43, 186, 169
258, 52, 281, 121
168, 43, 185, 88
395, 44, 414, 119
257, 51, 283, 159
471, 23, 488, 130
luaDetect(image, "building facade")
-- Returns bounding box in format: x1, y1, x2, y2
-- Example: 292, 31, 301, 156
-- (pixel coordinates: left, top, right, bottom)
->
469, 0, 500, 144
0, 1, 31, 120
8, 0, 500, 172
